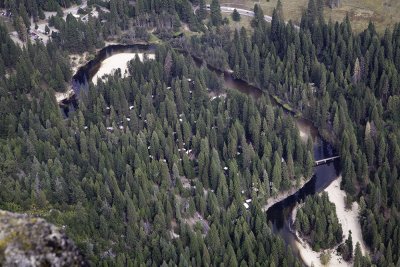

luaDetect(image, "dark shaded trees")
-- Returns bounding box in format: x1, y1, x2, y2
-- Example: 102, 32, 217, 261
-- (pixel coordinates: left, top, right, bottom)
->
231, 9, 240, 22
210, 0, 222, 27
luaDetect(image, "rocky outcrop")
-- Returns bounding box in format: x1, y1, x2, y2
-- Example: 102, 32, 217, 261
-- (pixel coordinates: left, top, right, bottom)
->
0, 210, 88, 267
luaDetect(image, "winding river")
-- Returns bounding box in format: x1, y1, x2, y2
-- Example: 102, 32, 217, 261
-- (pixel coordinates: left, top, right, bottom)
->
60, 44, 156, 117
63, 44, 341, 265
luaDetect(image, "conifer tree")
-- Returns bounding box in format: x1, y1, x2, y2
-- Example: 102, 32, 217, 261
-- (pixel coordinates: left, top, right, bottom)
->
198, 0, 207, 21
232, 9, 240, 22
210, 0, 222, 27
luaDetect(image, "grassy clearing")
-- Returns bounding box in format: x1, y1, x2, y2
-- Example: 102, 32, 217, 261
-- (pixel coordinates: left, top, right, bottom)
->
149, 33, 162, 44
209, 0, 309, 25
325, 0, 400, 33
209, 0, 400, 33
222, 12, 254, 30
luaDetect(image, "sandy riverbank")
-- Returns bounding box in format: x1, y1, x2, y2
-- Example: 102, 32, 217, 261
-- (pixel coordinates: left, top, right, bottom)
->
292, 176, 368, 266
296, 237, 352, 267
92, 52, 155, 85
296, 119, 318, 143
324, 177, 368, 254
55, 87, 74, 103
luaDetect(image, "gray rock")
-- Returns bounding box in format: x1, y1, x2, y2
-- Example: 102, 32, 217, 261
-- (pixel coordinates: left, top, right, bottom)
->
0, 210, 88, 267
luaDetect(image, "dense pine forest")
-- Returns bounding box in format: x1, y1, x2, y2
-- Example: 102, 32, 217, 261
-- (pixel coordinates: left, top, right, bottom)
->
295, 193, 343, 251
0, 26, 309, 265
172, 1, 400, 265
0, 0, 400, 266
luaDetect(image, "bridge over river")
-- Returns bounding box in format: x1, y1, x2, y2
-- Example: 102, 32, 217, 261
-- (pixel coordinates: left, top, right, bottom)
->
314, 156, 340, 166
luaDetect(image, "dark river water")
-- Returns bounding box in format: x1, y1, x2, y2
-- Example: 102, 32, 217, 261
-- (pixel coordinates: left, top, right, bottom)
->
63, 44, 341, 265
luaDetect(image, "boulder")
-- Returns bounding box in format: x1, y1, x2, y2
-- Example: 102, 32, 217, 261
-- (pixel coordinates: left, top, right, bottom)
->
0, 210, 87, 267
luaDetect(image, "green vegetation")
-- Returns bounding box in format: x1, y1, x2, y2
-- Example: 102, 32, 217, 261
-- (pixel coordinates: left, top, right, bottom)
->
1, 0, 400, 266
210, 0, 223, 26
338, 230, 353, 261
295, 193, 343, 251
0, 22, 70, 96
173, 1, 400, 265
211, 0, 400, 33
232, 9, 241, 22
0, 14, 310, 264
320, 251, 331, 265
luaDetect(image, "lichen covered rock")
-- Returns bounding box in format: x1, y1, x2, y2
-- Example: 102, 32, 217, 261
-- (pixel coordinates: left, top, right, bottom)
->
0, 210, 87, 267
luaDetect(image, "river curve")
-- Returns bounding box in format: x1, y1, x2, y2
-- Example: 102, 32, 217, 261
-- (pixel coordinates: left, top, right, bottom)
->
62, 44, 342, 266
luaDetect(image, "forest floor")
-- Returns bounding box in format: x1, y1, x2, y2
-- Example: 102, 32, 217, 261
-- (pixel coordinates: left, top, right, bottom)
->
69, 53, 89, 74
184, 212, 210, 235
221, 12, 254, 30
210, 0, 400, 33
2, 1, 88, 46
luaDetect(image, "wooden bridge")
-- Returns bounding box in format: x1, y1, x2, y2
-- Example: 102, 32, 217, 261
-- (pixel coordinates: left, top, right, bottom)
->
314, 156, 340, 166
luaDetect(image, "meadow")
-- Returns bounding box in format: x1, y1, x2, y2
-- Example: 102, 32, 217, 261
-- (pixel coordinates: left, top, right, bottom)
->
212, 0, 400, 33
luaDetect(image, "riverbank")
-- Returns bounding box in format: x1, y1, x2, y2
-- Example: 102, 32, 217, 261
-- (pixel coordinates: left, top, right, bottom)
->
324, 176, 368, 255
52, 53, 90, 103
297, 122, 315, 144
92, 52, 155, 85
291, 176, 368, 266
57, 43, 158, 104
295, 236, 351, 267
262, 178, 308, 212
70, 53, 90, 74
55, 87, 74, 103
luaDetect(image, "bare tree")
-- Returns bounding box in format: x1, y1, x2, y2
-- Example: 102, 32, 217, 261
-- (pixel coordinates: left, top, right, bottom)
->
352, 58, 361, 84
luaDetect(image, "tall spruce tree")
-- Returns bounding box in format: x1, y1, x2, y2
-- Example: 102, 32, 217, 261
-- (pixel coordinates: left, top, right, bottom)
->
210, 0, 222, 26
